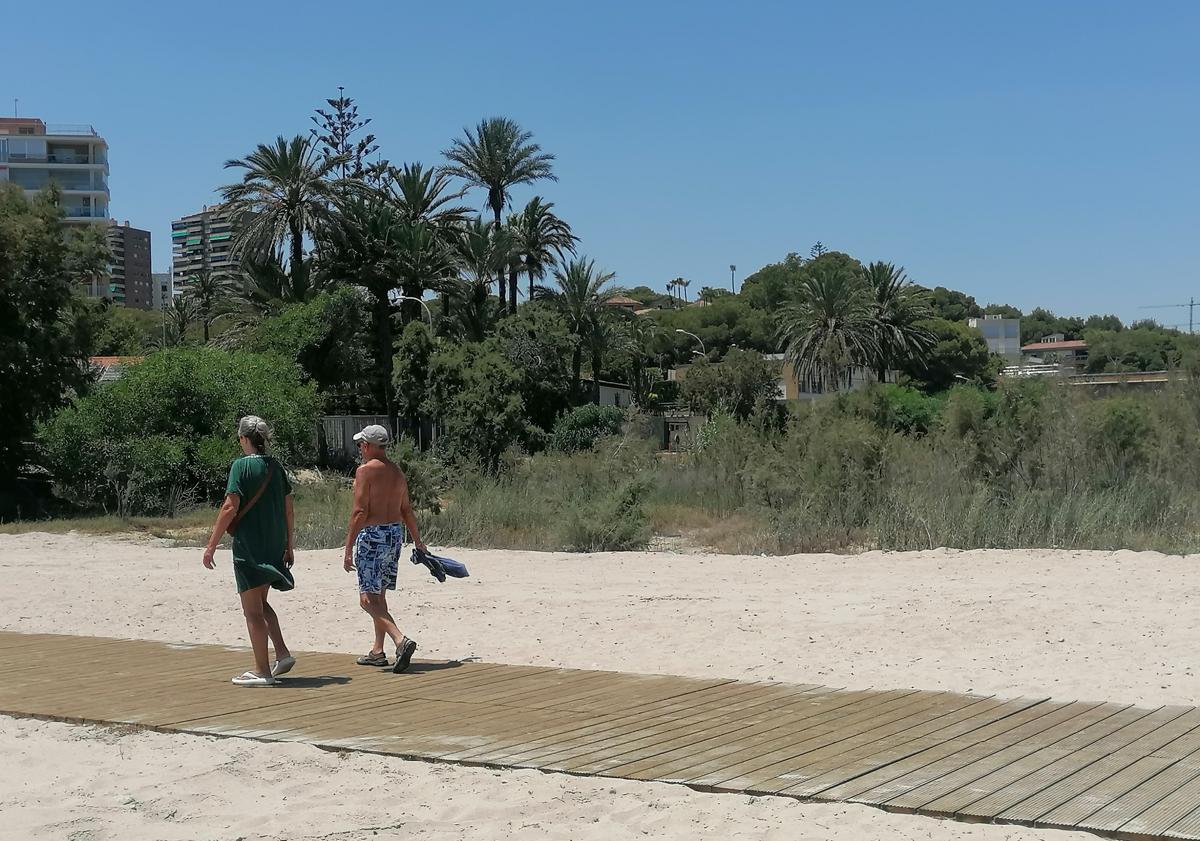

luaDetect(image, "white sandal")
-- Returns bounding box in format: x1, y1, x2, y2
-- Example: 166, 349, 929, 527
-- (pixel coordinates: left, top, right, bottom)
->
271, 655, 296, 677
232, 671, 277, 686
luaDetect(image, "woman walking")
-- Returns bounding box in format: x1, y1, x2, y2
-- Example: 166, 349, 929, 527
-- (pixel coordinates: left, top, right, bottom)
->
202, 416, 297, 686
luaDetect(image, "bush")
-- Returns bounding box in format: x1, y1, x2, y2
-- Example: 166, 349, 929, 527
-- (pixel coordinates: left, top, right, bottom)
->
550, 405, 626, 453
387, 438, 448, 514
680, 349, 780, 421
862, 384, 944, 436
425, 440, 653, 552
425, 345, 532, 474
39, 348, 319, 515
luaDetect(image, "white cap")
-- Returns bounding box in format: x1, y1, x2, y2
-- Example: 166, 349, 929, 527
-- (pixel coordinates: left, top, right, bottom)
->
353, 424, 391, 446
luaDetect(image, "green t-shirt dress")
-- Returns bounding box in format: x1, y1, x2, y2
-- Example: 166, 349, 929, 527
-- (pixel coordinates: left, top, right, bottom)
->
225, 454, 295, 594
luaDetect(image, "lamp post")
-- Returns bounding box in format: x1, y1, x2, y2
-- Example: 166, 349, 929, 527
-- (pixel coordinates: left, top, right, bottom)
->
729, 264, 736, 293
395, 294, 433, 327
675, 328, 706, 358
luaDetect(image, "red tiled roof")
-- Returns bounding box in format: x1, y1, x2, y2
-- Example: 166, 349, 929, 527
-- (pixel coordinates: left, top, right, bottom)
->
1020, 340, 1088, 352
606, 296, 641, 306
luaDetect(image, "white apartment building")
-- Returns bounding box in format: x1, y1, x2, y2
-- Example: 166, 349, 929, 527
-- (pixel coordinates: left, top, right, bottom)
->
0, 117, 109, 223
967, 314, 1022, 360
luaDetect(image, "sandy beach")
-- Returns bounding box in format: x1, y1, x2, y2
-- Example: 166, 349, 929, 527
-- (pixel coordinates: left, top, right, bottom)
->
3, 532, 1195, 840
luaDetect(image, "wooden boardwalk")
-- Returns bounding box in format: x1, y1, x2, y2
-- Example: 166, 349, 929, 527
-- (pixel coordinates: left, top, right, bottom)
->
3, 631, 1200, 839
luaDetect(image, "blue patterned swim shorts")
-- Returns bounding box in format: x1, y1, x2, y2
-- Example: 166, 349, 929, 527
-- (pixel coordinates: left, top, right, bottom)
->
354, 523, 407, 594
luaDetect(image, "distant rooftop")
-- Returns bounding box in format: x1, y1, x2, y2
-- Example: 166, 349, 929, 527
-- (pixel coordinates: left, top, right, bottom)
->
1021, 339, 1088, 352
0, 117, 102, 137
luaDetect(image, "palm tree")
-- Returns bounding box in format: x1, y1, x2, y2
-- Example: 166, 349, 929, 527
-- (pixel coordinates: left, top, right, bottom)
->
586, 311, 631, 405
155, 295, 199, 348
209, 253, 298, 349
863, 261, 936, 382
777, 265, 879, 394
387, 162, 471, 233
508, 197, 577, 314
320, 196, 407, 426
627, 317, 666, 405
452, 218, 512, 342
443, 117, 556, 312
680, 278, 691, 303
393, 221, 459, 328
189, 269, 238, 344
221, 135, 348, 295
534, 257, 618, 401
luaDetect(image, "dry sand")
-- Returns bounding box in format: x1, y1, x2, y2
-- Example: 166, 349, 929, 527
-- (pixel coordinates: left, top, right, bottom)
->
4, 532, 1194, 840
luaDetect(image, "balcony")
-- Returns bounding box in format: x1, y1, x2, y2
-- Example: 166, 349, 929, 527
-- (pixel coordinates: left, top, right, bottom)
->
63, 207, 109, 219
7, 153, 105, 165
44, 124, 101, 137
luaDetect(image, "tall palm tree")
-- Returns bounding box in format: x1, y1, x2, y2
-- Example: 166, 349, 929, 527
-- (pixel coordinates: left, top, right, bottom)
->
777, 265, 879, 394
863, 261, 936, 382
221, 135, 348, 294
508, 197, 577, 314
320, 196, 407, 426
534, 257, 618, 401
443, 118, 556, 311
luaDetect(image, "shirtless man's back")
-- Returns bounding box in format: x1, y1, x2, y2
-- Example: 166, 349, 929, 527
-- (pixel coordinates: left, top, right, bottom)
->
342, 425, 427, 673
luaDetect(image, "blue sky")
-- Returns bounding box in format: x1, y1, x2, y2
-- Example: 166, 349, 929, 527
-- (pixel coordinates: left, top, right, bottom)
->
6, 1, 1198, 325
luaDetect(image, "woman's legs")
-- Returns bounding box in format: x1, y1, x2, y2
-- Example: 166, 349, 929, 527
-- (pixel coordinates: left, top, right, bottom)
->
262, 595, 291, 660
239, 584, 272, 676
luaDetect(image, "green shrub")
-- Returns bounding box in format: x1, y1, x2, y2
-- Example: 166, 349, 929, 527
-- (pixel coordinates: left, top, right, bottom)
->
386, 439, 449, 514
863, 384, 944, 436
39, 347, 319, 515
550, 405, 626, 453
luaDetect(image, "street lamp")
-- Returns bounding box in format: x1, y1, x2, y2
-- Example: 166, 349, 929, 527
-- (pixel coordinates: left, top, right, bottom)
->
675, 328, 706, 357
729, 264, 737, 293
395, 294, 433, 327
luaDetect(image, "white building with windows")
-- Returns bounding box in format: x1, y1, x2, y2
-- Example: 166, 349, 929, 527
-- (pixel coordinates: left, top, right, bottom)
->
968, 315, 1022, 360
0, 117, 109, 224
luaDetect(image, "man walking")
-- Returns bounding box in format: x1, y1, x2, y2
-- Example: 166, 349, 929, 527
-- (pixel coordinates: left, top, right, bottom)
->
343, 425, 427, 673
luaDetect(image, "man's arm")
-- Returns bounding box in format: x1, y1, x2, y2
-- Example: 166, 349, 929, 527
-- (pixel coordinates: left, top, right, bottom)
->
398, 475, 426, 552
343, 466, 371, 571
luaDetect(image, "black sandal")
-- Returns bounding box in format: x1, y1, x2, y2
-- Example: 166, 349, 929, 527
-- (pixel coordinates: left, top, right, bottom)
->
393, 637, 418, 673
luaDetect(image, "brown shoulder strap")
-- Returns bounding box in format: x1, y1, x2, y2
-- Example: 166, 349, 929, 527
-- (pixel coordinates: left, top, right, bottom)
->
230, 463, 274, 531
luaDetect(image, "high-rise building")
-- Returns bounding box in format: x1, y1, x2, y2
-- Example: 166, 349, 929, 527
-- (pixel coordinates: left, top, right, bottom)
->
171, 204, 247, 294
0, 117, 109, 224
151, 272, 173, 311
106, 222, 153, 309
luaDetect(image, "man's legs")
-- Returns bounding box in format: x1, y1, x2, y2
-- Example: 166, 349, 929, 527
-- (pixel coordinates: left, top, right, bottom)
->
239, 585, 272, 677
360, 591, 404, 653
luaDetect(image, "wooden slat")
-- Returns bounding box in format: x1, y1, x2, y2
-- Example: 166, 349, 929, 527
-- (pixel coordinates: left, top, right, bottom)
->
446, 681, 753, 765
9, 630, 1200, 841
881, 702, 1112, 811
971, 705, 1191, 822
776, 696, 1018, 797
837, 700, 1065, 804
926, 703, 1144, 817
